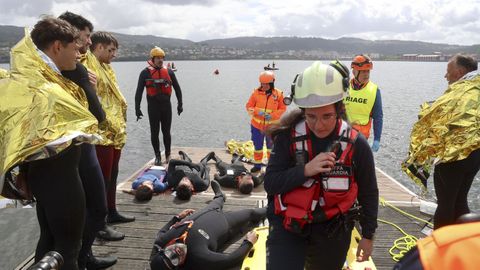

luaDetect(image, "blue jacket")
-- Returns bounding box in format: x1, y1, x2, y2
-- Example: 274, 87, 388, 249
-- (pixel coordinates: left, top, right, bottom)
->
132, 168, 167, 193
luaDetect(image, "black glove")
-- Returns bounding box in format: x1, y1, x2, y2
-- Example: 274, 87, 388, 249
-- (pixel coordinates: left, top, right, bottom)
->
177, 104, 183, 116
136, 109, 143, 121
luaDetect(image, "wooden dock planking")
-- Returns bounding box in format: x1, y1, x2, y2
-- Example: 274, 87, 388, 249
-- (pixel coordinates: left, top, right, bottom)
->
92, 146, 425, 270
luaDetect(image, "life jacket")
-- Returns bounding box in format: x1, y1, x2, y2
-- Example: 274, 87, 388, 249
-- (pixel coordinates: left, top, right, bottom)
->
245, 88, 286, 131
417, 221, 480, 270
145, 60, 172, 97
344, 81, 378, 139
274, 119, 359, 233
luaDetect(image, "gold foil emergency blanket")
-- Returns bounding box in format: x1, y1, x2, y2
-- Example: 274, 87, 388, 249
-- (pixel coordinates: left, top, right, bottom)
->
0, 68, 9, 79
0, 29, 99, 192
82, 51, 127, 149
403, 74, 480, 188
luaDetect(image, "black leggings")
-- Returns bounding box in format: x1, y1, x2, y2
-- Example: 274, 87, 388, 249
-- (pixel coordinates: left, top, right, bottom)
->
433, 148, 480, 229
148, 99, 172, 157
28, 145, 85, 270
78, 144, 108, 268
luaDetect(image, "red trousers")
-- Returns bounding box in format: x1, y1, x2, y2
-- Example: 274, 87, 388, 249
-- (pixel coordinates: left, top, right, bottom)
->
95, 145, 122, 210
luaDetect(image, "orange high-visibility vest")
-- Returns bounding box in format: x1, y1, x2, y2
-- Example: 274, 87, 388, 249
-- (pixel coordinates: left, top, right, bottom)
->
417, 221, 480, 270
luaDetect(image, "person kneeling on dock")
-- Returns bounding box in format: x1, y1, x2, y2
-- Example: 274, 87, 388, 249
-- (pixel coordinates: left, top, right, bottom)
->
150, 181, 266, 270
166, 151, 211, 200
206, 152, 264, 194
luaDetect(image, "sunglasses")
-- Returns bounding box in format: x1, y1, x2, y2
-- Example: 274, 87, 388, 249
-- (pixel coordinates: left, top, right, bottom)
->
352, 60, 371, 67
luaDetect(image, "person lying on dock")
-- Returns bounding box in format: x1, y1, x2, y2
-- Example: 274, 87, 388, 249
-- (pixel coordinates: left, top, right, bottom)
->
205, 152, 264, 194
124, 166, 168, 201
150, 180, 266, 270
166, 151, 211, 200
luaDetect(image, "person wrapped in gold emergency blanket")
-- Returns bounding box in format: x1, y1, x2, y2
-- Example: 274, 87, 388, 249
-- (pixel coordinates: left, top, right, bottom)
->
0, 18, 100, 269
403, 54, 480, 229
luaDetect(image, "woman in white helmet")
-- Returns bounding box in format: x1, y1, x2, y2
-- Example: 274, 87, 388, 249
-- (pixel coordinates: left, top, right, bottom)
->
264, 61, 379, 270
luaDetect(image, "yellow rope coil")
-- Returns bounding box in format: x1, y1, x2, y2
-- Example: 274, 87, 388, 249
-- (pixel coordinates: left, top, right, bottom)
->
378, 197, 433, 262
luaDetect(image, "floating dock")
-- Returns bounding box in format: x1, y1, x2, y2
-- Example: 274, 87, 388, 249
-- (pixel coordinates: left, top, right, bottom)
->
6, 146, 429, 270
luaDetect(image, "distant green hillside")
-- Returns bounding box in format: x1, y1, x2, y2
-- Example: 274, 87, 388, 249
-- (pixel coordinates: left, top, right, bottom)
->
1, 25, 479, 63
203, 36, 480, 55
0, 25, 25, 46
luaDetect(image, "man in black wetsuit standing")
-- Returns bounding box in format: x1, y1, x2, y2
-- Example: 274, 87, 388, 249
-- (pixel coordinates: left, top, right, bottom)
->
150, 181, 266, 270
135, 47, 183, 165
59, 11, 119, 269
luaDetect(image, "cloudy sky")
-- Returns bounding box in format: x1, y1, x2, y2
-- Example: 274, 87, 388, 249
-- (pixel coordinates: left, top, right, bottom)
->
1, 0, 479, 45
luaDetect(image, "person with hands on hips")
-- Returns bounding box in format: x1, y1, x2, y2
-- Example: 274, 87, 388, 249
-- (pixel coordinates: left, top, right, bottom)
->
264, 61, 379, 270
343, 55, 383, 152
135, 46, 183, 165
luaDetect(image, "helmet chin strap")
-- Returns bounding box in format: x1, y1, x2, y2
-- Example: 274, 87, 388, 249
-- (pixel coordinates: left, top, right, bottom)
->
353, 69, 361, 83
353, 71, 367, 87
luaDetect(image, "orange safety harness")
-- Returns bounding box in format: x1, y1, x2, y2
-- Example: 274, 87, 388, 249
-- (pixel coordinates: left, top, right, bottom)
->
274, 119, 359, 233
166, 220, 194, 246
145, 60, 172, 96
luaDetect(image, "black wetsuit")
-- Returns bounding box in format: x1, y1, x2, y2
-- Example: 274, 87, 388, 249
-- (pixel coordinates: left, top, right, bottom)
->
135, 67, 182, 158
264, 123, 378, 270
28, 145, 84, 270
166, 152, 210, 193
150, 195, 267, 270
62, 62, 108, 268
213, 155, 263, 188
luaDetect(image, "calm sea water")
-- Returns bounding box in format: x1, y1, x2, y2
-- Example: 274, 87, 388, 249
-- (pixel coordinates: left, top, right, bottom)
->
1, 60, 479, 210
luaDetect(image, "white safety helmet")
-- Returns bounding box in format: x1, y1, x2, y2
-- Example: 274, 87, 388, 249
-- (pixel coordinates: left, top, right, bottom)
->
287, 61, 349, 108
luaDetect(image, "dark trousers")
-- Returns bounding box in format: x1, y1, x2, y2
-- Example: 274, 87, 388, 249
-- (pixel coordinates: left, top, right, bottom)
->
433, 148, 480, 229
95, 145, 121, 211
148, 99, 172, 157
28, 146, 85, 270
266, 215, 352, 270
78, 144, 108, 268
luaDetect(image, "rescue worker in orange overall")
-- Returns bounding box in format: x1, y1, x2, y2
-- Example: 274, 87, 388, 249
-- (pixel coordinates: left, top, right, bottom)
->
135, 47, 183, 165
393, 213, 480, 270
245, 71, 286, 173
344, 55, 383, 152
264, 61, 379, 270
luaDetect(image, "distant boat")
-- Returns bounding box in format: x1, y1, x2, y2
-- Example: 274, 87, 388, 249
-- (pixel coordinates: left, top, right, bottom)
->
264, 61, 278, 71
213, 69, 219, 75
